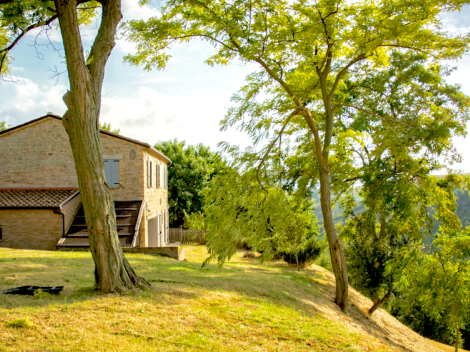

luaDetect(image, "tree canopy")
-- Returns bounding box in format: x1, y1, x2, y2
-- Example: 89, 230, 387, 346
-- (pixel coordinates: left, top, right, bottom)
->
154, 139, 227, 228
125, 0, 470, 310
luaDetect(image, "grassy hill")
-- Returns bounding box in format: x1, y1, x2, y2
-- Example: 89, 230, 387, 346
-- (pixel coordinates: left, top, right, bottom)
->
0, 246, 462, 351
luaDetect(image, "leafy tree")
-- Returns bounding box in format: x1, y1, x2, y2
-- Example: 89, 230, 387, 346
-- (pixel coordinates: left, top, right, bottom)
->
201, 163, 321, 272
126, 0, 470, 309
338, 52, 469, 314
0, 121, 12, 131
392, 227, 470, 352
0, 0, 150, 293
99, 122, 120, 134
154, 139, 227, 228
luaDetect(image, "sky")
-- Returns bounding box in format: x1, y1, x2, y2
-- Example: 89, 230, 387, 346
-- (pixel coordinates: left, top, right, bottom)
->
1, 1, 470, 172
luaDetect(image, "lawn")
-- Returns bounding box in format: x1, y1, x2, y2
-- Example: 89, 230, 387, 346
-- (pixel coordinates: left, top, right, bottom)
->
0, 246, 444, 351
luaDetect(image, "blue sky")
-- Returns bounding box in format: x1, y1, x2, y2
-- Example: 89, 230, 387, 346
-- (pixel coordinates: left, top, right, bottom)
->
1, 1, 469, 172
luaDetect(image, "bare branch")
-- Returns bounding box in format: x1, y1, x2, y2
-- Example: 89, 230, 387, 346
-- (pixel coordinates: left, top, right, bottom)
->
0, 14, 59, 75
256, 110, 299, 192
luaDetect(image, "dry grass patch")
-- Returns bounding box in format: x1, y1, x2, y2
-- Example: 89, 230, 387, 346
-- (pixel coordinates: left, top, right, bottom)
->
0, 246, 459, 351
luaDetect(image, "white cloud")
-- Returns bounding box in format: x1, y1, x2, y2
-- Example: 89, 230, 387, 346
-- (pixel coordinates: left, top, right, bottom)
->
0, 78, 67, 123
100, 86, 252, 149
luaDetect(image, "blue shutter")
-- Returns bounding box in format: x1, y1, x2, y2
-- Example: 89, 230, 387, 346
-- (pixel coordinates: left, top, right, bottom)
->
104, 160, 111, 186
111, 160, 119, 188
104, 160, 119, 188
156, 163, 160, 188
165, 165, 168, 188
147, 160, 151, 187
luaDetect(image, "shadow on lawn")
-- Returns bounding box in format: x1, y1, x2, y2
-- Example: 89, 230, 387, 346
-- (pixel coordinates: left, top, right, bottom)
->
0, 248, 409, 352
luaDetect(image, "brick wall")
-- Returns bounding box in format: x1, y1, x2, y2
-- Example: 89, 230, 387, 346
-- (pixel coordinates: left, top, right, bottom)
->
0, 209, 63, 251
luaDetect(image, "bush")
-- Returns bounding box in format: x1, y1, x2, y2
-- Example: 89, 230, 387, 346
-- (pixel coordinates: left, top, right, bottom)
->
4, 317, 36, 329
235, 238, 252, 250
279, 237, 322, 267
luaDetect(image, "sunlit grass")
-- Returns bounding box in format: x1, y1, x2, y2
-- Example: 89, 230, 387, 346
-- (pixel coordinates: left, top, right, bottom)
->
0, 246, 396, 351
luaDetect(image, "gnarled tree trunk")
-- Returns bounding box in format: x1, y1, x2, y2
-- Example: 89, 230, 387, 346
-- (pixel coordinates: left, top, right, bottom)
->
55, 0, 150, 292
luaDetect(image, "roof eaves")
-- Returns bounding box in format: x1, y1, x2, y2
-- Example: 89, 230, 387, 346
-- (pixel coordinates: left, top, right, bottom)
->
0, 114, 60, 137
0, 114, 172, 165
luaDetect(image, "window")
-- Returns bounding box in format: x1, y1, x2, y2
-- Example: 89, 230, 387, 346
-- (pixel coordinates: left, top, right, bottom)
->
104, 160, 119, 188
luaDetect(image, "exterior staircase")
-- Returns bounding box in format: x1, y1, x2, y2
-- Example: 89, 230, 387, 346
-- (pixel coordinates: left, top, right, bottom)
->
57, 200, 144, 249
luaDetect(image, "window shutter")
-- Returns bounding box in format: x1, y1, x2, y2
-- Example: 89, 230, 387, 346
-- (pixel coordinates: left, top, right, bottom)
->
111, 160, 119, 187
104, 160, 111, 185
147, 160, 151, 188
156, 163, 160, 188
164, 165, 168, 188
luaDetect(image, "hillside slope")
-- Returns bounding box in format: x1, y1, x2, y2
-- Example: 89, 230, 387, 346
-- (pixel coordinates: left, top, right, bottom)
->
0, 246, 461, 351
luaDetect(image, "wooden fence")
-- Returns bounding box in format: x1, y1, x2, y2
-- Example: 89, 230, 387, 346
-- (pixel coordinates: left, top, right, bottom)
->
169, 228, 207, 245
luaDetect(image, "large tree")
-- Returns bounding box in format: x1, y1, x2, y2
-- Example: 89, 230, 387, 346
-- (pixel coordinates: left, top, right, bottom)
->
0, 0, 150, 293
125, 0, 470, 309
338, 51, 470, 314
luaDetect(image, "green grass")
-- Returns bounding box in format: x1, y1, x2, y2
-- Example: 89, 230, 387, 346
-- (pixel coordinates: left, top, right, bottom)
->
0, 246, 394, 351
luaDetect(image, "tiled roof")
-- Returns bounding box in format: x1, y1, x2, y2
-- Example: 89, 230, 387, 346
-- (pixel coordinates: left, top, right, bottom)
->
0, 189, 78, 208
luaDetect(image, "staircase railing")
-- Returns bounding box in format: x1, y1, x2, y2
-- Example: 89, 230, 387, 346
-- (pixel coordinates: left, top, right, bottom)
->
131, 200, 145, 248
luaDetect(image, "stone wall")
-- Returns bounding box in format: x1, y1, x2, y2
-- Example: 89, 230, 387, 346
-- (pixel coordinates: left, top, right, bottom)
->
122, 245, 184, 261
0, 118, 78, 188
0, 117, 148, 201
143, 151, 170, 246
0, 116, 170, 249
0, 209, 62, 251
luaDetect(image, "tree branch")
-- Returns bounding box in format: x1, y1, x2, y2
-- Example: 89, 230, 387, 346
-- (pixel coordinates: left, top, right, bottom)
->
256, 110, 298, 192
0, 14, 58, 75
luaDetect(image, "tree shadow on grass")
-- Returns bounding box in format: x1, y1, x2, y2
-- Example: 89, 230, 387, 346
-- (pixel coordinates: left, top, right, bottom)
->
0, 248, 411, 351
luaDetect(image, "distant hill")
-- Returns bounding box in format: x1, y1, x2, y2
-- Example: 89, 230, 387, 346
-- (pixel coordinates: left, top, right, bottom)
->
313, 178, 470, 235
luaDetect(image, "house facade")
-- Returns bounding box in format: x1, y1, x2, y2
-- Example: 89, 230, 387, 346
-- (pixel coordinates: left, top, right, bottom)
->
0, 114, 171, 251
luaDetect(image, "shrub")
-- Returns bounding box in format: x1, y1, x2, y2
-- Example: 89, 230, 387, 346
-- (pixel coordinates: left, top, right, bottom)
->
4, 317, 36, 329
280, 237, 322, 267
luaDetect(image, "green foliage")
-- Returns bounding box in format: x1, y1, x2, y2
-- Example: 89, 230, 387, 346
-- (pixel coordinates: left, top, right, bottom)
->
0, 121, 12, 131
279, 237, 322, 268
154, 139, 227, 228
202, 163, 321, 268
126, 0, 470, 309
391, 227, 470, 350
99, 122, 120, 134
4, 317, 36, 329
336, 52, 469, 311
0, 1, 100, 76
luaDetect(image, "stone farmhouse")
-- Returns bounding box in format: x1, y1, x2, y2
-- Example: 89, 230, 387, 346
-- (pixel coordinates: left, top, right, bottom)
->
0, 114, 179, 257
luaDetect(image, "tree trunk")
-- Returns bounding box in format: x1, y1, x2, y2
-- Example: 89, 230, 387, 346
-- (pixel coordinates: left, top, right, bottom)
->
55, 0, 150, 292
369, 288, 392, 315
318, 165, 349, 310
300, 105, 349, 311
455, 322, 460, 352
